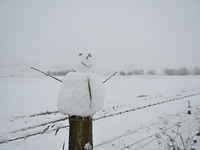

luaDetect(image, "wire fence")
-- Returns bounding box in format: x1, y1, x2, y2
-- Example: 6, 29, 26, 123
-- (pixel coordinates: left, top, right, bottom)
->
120, 117, 198, 150
93, 93, 200, 121
93, 107, 199, 149
0, 92, 199, 145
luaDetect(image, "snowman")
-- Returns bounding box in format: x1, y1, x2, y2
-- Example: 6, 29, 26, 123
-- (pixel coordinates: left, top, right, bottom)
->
57, 52, 105, 117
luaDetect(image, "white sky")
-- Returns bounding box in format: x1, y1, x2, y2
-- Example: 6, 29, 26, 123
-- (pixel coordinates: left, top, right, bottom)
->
0, 0, 200, 70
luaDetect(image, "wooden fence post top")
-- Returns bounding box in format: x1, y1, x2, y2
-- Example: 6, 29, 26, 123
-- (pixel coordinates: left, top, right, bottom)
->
69, 115, 93, 150
70, 115, 92, 121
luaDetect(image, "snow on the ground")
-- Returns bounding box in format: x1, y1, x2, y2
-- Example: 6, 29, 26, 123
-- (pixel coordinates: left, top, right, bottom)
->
0, 75, 200, 150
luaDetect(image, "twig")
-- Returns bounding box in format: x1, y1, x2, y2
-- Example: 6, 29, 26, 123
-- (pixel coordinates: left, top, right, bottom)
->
86, 53, 91, 59
177, 130, 186, 149
31, 67, 117, 84
103, 71, 118, 84
31, 67, 62, 82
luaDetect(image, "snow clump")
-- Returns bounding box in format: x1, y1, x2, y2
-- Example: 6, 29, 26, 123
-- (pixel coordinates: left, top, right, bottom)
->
57, 52, 105, 117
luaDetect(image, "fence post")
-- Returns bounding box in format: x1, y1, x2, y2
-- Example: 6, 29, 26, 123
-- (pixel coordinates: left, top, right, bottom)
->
68, 115, 93, 150
187, 100, 191, 115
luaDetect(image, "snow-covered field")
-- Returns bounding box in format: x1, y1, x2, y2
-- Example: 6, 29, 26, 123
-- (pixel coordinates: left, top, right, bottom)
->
0, 75, 200, 150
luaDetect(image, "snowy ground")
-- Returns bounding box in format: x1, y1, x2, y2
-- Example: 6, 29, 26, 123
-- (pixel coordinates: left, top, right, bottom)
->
0, 75, 200, 150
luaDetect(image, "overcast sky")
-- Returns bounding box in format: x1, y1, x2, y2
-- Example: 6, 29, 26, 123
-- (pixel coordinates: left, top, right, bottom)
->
0, 0, 200, 70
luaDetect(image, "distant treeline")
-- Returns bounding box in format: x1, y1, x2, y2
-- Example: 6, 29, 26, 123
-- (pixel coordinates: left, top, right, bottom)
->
119, 66, 200, 76
163, 66, 200, 76
119, 70, 156, 76
46, 66, 200, 76
46, 70, 74, 76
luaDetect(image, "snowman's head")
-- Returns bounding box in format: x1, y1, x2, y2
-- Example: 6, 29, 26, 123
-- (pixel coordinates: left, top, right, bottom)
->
73, 52, 93, 72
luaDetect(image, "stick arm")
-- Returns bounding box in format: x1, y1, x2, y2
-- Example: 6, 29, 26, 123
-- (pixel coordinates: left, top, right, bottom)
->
31, 67, 62, 82
31, 67, 117, 84
103, 71, 118, 84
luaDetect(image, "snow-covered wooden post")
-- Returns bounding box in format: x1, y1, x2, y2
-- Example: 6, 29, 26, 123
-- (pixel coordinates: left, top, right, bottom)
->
69, 116, 93, 150
57, 52, 105, 150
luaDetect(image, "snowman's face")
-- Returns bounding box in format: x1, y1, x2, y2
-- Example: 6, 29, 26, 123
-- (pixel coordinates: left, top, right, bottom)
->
73, 52, 93, 72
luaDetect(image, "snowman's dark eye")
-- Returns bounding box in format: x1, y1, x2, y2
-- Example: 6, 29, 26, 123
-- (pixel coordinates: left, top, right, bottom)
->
79, 53, 83, 56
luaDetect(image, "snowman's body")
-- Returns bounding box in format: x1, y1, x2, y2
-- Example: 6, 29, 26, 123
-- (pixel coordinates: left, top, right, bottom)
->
57, 52, 105, 117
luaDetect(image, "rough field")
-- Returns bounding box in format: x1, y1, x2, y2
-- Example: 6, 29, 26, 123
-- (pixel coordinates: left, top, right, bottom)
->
0, 75, 200, 150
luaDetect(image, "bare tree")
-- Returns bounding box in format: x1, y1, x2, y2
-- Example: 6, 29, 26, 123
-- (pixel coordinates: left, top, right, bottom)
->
193, 66, 200, 75
163, 68, 177, 76
46, 71, 51, 76
127, 71, 133, 75
147, 70, 156, 75
177, 67, 189, 76
119, 71, 126, 76
133, 69, 144, 75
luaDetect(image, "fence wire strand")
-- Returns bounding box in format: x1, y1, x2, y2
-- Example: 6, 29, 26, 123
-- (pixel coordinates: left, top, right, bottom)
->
120, 117, 198, 150
0, 93, 199, 145
93, 93, 200, 121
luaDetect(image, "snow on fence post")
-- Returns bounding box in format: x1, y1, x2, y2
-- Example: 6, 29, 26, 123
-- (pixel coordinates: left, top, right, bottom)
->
68, 116, 93, 150
56, 52, 116, 150
56, 52, 104, 150
31, 52, 117, 150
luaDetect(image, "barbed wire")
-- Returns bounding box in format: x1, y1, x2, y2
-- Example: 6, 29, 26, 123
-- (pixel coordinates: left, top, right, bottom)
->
93, 93, 200, 121
153, 122, 199, 150
0, 93, 199, 145
93, 106, 199, 149
120, 116, 198, 150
